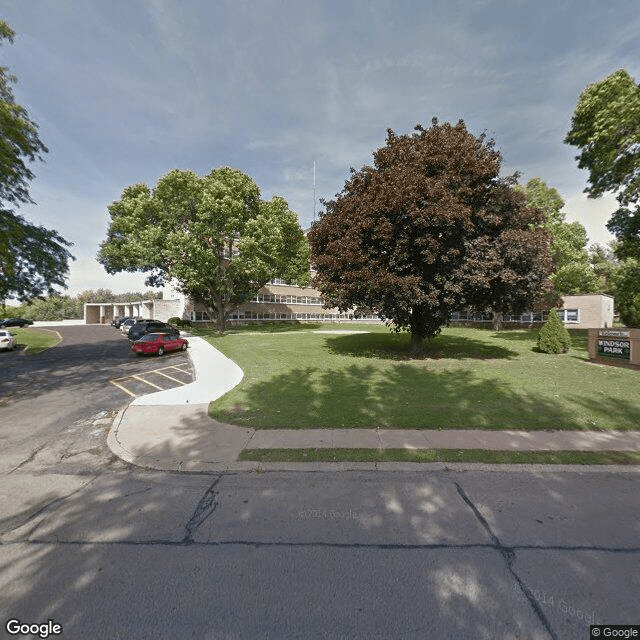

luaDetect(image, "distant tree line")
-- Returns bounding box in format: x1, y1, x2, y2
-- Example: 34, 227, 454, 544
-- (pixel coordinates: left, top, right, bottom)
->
2, 289, 162, 321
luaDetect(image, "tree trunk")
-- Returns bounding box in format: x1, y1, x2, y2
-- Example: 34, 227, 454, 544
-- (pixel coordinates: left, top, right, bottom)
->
409, 307, 426, 356
410, 331, 424, 356
492, 311, 503, 331
208, 301, 226, 334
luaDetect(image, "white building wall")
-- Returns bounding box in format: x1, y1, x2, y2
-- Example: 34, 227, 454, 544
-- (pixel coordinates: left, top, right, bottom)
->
559, 294, 614, 329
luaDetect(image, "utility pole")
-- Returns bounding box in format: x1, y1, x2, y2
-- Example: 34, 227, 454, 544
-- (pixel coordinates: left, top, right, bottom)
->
313, 160, 316, 223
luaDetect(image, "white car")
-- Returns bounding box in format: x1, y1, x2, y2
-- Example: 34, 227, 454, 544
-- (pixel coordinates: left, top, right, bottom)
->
120, 318, 138, 334
0, 330, 16, 351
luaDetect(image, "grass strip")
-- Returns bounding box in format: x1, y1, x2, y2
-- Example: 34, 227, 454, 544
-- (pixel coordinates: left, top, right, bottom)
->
239, 448, 640, 465
10, 327, 61, 354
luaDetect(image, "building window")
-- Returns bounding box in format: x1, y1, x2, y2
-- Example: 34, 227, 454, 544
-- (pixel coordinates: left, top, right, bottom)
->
557, 309, 579, 323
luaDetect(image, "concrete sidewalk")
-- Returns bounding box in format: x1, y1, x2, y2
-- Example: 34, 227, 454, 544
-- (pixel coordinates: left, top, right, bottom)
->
107, 335, 640, 473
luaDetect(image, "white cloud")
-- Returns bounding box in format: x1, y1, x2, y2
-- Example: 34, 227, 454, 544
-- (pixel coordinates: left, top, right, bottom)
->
64, 258, 151, 297
563, 192, 619, 247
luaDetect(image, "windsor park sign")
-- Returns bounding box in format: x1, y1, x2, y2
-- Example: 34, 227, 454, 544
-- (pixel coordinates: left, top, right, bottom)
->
597, 331, 630, 359
589, 328, 639, 369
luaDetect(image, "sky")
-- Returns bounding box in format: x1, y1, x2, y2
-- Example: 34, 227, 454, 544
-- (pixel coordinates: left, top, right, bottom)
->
2, 0, 638, 297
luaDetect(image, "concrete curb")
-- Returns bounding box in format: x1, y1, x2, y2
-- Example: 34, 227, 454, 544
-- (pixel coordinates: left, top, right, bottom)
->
106, 407, 134, 465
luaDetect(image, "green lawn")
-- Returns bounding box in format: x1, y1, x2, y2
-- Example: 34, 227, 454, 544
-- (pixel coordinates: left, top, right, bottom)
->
10, 327, 61, 354
239, 448, 640, 465
201, 323, 640, 431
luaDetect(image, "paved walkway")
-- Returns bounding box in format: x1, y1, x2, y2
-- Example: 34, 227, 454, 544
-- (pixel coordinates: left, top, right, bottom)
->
107, 335, 640, 472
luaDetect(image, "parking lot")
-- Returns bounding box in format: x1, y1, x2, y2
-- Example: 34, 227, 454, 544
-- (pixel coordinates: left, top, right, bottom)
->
110, 361, 193, 398
0, 323, 195, 474
0, 323, 194, 411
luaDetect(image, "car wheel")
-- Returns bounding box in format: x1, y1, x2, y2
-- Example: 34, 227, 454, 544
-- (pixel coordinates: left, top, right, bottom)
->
157, 347, 165, 356
181, 342, 187, 351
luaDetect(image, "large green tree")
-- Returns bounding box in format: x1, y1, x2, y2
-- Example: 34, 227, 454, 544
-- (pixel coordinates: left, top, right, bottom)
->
517, 178, 601, 296
98, 167, 310, 332
0, 20, 73, 303
589, 242, 619, 293
308, 120, 553, 354
0, 211, 74, 303
609, 259, 640, 327
565, 69, 640, 259
515, 176, 565, 225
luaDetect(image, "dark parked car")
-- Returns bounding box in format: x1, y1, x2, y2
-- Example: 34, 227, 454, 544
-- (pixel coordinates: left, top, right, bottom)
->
0, 318, 33, 328
128, 320, 179, 342
132, 333, 188, 356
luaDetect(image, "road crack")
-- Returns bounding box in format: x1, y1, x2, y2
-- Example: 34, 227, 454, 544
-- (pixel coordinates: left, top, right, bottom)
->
454, 482, 560, 640
8, 442, 48, 474
0, 475, 100, 539
182, 475, 222, 544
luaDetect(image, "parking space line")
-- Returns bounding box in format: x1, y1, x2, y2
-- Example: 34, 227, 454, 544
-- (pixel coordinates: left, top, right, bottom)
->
131, 374, 164, 390
168, 364, 191, 373
155, 364, 190, 373
154, 370, 187, 384
110, 380, 138, 398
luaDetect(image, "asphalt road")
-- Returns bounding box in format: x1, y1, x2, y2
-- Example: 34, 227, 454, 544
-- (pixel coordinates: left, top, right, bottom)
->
0, 326, 638, 640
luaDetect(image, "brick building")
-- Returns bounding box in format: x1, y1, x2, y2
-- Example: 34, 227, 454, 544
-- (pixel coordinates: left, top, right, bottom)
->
85, 285, 614, 330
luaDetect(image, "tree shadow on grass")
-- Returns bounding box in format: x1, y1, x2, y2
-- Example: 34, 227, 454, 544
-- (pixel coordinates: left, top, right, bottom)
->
211, 360, 640, 430
324, 332, 520, 361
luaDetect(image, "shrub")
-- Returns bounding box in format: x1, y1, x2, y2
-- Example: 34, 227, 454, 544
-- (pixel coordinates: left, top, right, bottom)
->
537, 308, 572, 354
168, 316, 192, 328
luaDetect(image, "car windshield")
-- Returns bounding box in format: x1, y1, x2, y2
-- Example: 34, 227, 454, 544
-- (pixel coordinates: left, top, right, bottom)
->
0, 331, 9, 337
138, 334, 160, 342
